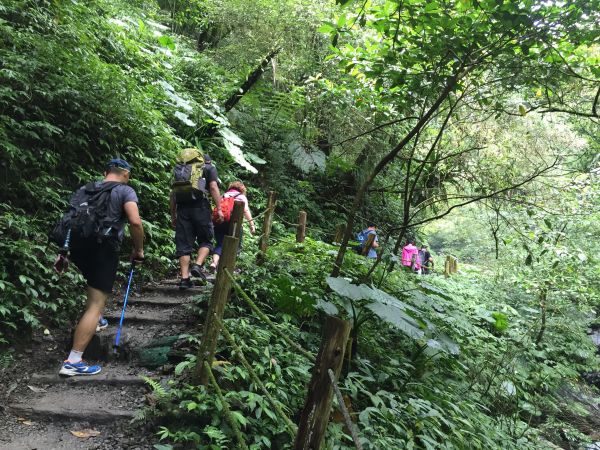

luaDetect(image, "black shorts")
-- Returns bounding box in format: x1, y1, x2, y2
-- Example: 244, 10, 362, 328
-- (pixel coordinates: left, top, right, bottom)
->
175, 205, 214, 257
70, 240, 119, 294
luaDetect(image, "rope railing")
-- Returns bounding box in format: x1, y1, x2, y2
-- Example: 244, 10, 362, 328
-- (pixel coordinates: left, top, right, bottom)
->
219, 318, 298, 437
273, 212, 331, 236
251, 206, 271, 222
224, 268, 314, 361
204, 360, 249, 450
196, 194, 360, 449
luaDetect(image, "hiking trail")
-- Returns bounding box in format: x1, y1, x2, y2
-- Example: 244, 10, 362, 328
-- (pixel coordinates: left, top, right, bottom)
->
0, 278, 211, 450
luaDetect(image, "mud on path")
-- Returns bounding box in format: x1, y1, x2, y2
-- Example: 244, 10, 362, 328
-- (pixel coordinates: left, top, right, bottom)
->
0, 279, 211, 450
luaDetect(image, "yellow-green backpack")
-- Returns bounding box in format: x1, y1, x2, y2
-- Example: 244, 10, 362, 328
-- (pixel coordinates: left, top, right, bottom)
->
172, 148, 207, 203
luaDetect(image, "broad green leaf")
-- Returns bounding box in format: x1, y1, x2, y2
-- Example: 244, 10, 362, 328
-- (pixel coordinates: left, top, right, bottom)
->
326, 277, 372, 301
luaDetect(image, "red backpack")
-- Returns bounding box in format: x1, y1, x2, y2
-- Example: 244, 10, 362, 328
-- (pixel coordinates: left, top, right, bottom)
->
212, 191, 241, 223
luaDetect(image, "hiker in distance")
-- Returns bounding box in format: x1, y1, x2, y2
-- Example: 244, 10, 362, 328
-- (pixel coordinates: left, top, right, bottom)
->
208, 180, 256, 272
170, 149, 223, 290
356, 223, 379, 259
401, 240, 419, 271
419, 244, 434, 274
52, 158, 144, 376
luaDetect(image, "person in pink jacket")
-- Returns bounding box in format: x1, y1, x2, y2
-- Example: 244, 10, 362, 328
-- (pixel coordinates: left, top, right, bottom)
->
401, 240, 419, 270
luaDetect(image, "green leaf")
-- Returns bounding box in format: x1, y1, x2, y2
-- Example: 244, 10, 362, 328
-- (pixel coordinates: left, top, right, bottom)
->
157, 35, 176, 50
366, 301, 425, 340
154, 444, 174, 450
231, 411, 248, 427
317, 23, 337, 33
326, 277, 372, 301
187, 401, 198, 411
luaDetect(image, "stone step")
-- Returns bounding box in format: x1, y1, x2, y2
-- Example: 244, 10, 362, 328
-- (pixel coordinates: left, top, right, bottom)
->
30, 372, 146, 386
9, 388, 139, 423
115, 295, 190, 307
140, 284, 212, 296
102, 310, 191, 324
9, 403, 136, 423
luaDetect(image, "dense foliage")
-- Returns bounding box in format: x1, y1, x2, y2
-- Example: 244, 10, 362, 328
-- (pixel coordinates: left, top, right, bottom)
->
1, 0, 599, 448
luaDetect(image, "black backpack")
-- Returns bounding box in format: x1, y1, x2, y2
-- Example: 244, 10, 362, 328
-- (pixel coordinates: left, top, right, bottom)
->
49, 181, 122, 250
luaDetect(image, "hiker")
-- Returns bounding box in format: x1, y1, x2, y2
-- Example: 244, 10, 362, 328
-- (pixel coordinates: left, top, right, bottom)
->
401, 240, 419, 271
208, 181, 256, 272
356, 224, 379, 259
419, 245, 433, 274
170, 149, 222, 290
52, 158, 144, 376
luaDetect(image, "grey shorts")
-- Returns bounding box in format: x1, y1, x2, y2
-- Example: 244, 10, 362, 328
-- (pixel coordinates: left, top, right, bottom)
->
175, 206, 214, 257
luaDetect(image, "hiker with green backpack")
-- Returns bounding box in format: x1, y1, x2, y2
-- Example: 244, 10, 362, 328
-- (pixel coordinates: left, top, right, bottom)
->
208, 181, 256, 273
170, 149, 223, 290
49, 158, 144, 376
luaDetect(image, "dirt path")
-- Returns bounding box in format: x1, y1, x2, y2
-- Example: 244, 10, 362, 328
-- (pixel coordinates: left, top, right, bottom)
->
0, 280, 210, 450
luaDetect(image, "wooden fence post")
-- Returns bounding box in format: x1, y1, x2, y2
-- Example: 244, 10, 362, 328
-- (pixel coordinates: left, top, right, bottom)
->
444, 256, 450, 277
228, 200, 245, 240
361, 233, 376, 257
258, 191, 276, 262
452, 257, 458, 273
195, 234, 240, 384
333, 224, 345, 244
294, 316, 351, 450
296, 211, 307, 243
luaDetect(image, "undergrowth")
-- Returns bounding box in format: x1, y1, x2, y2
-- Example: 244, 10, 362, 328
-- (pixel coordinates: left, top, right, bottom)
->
141, 236, 600, 449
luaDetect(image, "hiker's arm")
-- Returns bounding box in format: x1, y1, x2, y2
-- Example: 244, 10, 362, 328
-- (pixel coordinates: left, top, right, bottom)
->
372, 236, 379, 248
244, 208, 255, 235
209, 180, 224, 222
169, 192, 177, 229
124, 201, 144, 260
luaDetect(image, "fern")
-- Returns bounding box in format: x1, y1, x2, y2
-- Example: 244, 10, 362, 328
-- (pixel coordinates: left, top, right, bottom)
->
203, 425, 229, 446
142, 376, 168, 398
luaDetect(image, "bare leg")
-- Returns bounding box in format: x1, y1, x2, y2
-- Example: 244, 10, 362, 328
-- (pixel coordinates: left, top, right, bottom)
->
195, 247, 210, 266
179, 254, 191, 278
72, 286, 108, 352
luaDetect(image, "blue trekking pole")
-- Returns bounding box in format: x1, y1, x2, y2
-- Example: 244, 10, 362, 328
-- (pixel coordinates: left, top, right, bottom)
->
114, 263, 136, 355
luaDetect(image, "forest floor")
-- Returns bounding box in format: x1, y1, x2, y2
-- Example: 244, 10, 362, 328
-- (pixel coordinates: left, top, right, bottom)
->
0, 278, 210, 450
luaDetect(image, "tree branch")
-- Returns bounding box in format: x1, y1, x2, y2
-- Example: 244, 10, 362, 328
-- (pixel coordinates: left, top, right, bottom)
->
223, 47, 281, 113
332, 116, 419, 147
403, 157, 560, 229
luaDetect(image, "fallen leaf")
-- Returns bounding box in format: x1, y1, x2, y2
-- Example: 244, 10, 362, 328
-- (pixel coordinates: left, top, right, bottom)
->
6, 382, 18, 397
27, 385, 46, 393
16, 417, 28, 422
20, 420, 34, 426
70, 429, 101, 439
43, 328, 50, 335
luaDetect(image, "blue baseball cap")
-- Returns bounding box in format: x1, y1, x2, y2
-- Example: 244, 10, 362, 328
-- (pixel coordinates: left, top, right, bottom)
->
106, 158, 133, 172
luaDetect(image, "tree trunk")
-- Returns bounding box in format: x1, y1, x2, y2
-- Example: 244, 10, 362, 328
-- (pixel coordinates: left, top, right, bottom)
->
223, 48, 281, 113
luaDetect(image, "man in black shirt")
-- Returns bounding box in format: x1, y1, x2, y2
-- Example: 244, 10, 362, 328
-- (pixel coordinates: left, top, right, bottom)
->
56, 158, 144, 376
170, 153, 223, 289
